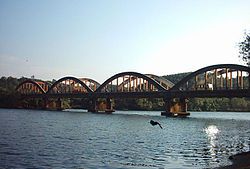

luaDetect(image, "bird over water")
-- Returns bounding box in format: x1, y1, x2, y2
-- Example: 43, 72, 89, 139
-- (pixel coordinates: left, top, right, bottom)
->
150, 120, 163, 129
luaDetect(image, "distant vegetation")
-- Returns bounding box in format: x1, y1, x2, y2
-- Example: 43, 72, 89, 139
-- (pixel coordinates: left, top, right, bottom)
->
0, 77, 26, 108
239, 31, 250, 66
0, 75, 249, 112
114, 98, 164, 111
163, 72, 191, 84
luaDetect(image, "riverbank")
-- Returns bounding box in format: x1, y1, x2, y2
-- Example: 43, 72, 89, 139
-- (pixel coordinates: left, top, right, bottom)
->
217, 151, 250, 169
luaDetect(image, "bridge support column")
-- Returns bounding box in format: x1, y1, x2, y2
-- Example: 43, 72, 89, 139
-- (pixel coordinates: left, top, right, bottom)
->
88, 98, 98, 112
56, 98, 63, 111
161, 98, 190, 117
88, 98, 114, 114
43, 98, 49, 109
179, 98, 188, 113
105, 98, 114, 113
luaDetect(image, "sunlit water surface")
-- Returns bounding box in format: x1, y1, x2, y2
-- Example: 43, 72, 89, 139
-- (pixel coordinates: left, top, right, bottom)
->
0, 109, 249, 169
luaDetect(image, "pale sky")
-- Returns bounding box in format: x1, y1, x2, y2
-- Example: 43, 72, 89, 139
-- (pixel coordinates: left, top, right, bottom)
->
0, 0, 250, 83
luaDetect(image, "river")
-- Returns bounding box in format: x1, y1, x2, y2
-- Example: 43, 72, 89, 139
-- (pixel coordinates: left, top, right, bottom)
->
0, 108, 249, 169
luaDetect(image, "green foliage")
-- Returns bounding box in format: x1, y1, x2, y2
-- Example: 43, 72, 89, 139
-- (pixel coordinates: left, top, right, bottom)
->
0, 93, 20, 108
114, 98, 164, 111
239, 31, 250, 66
70, 98, 89, 109
62, 99, 71, 109
188, 98, 250, 112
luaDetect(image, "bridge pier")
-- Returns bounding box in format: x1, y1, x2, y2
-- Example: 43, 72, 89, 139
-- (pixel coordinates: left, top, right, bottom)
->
43, 98, 49, 109
42, 98, 63, 110
161, 98, 190, 117
56, 98, 63, 110
105, 98, 115, 113
88, 98, 98, 112
88, 98, 114, 114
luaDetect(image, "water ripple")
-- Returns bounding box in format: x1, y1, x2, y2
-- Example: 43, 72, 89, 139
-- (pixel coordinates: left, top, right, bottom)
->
0, 109, 249, 169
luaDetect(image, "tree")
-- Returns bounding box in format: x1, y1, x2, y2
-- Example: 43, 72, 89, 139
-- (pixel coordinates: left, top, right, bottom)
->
239, 31, 250, 66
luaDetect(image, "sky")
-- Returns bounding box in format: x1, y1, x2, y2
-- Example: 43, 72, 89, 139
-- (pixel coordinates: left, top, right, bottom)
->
0, 0, 250, 83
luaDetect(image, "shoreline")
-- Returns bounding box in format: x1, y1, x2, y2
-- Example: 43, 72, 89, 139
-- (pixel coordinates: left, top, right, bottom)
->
216, 151, 250, 169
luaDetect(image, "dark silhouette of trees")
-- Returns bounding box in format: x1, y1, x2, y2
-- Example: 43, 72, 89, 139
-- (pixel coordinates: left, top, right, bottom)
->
239, 31, 250, 66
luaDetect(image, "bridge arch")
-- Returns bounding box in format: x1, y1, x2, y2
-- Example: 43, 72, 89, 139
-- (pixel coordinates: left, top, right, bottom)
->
16, 80, 46, 94
145, 74, 174, 90
36, 80, 52, 92
79, 78, 100, 92
95, 72, 166, 93
47, 76, 93, 94
171, 64, 250, 91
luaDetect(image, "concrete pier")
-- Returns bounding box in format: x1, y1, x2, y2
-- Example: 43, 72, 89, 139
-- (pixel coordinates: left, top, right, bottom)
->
161, 111, 190, 117
162, 98, 190, 117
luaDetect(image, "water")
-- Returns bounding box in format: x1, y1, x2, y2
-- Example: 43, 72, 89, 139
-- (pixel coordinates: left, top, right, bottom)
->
0, 109, 249, 169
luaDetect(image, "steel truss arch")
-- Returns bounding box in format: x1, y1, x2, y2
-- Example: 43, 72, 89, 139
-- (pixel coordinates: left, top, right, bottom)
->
47, 76, 93, 94
35, 80, 52, 92
171, 64, 250, 91
79, 78, 100, 92
145, 74, 174, 90
96, 72, 166, 92
16, 80, 46, 94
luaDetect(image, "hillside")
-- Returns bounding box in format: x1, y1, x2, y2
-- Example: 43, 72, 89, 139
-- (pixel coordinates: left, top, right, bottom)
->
162, 72, 191, 84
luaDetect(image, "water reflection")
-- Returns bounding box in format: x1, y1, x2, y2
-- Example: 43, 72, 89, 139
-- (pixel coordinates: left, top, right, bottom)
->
204, 125, 219, 159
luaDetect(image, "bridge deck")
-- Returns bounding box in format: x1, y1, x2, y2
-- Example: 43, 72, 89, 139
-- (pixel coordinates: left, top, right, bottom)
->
21, 89, 250, 99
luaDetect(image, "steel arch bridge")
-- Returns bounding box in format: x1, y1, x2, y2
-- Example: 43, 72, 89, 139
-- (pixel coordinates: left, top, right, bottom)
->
47, 76, 94, 94
172, 64, 250, 91
96, 72, 167, 92
16, 80, 51, 94
16, 64, 250, 116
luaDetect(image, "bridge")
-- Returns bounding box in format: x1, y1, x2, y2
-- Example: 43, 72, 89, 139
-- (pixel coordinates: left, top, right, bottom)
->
16, 64, 250, 117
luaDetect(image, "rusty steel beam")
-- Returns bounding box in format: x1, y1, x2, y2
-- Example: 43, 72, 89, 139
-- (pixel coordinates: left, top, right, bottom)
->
230, 70, 232, 89
214, 69, 217, 90
204, 72, 207, 89
240, 71, 243, 89
195, 76, 198, 90
225, 68, 228, 89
